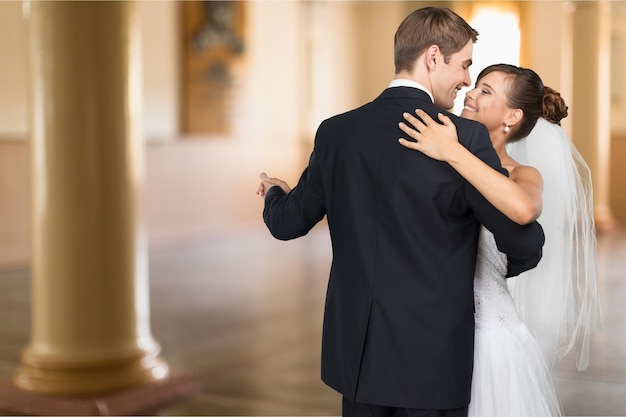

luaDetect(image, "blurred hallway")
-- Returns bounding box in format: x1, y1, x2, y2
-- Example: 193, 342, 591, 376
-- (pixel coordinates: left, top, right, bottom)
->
1, 1, 625, 415
1, 220, 625, 415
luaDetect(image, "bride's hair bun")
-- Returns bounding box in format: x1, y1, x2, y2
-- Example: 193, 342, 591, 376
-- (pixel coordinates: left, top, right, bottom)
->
542, 86, 568, 125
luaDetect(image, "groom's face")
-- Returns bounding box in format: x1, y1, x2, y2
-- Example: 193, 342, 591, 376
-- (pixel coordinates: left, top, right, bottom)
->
431, 40, 473, 110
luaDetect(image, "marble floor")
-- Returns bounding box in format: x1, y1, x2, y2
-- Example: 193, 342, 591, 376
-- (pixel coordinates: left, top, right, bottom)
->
1, 221, 625, 416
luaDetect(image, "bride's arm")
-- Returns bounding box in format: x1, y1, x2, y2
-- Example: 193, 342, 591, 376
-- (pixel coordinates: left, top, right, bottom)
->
398, 109, 542, 225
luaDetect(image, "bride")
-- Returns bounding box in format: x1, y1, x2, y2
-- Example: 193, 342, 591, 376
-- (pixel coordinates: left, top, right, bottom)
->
398, 63, 601, 416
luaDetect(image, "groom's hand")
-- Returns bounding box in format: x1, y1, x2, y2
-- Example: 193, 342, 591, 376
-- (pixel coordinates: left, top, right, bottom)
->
256, 172, 291, 198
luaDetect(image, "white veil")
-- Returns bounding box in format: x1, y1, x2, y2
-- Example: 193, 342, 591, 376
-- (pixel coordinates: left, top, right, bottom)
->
505, 118, 602, 371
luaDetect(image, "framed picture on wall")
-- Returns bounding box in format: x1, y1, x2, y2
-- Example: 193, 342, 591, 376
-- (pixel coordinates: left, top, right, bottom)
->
181, 1, 245, 135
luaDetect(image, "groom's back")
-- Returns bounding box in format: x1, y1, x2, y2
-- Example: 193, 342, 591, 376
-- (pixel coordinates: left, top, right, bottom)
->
315, 87, 494, 408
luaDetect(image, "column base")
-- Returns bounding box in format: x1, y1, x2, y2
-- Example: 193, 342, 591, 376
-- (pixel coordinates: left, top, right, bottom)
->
13, 343, 173, 395
0, 368, 199, 416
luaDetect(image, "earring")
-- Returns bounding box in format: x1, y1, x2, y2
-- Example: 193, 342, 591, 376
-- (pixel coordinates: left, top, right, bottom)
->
503, 124, 510, 133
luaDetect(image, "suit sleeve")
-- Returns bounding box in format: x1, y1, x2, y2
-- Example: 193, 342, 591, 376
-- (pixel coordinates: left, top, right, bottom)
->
263, 148, 326, 241
464, 123, 545, 277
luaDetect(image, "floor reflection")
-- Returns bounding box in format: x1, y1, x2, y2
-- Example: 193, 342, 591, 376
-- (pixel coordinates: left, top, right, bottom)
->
1, 223, 625, 415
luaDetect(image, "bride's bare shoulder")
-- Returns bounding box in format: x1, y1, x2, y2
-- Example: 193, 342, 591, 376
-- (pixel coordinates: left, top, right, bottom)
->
509, 164, 543, 186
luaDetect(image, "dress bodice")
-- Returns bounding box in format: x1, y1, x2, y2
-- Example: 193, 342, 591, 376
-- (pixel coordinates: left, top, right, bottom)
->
473, 227, 522, 330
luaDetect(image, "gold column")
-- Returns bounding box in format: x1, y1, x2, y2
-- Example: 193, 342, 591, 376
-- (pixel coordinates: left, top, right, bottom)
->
570, 1, 615, 231
14, 1, 169, 395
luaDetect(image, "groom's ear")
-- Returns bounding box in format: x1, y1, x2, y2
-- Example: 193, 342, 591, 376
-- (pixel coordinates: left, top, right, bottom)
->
426, 45, 440, 70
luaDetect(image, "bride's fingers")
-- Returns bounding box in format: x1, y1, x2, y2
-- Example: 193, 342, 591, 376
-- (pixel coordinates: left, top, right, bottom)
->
414, 109, 436, 126
398, 122, 420, 139
436, 112, 453, 127
403, 112, 425, 130
398, 137, 422, 151
398, 121, 412, 134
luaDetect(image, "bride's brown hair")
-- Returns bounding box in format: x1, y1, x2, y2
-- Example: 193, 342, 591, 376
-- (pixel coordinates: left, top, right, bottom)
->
476, 64, 568, 142
542, 86, 569, 126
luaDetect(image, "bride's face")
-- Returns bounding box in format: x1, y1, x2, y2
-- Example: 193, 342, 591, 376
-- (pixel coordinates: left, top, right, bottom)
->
460, 71, 512, 134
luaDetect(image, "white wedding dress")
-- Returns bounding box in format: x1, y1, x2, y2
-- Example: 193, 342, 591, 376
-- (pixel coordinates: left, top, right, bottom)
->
467, 118, 601, 416
468, 226, 562, 417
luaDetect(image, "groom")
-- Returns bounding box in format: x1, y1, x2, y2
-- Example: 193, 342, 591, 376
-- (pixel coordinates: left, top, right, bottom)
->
259, 7, 544, 417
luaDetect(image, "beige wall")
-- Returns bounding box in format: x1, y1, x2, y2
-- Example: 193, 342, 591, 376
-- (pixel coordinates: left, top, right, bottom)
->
2, 1, 625, 139
609, 2, 626, 219
0, 2, 28, 135
0, 1, 181, 140
519, 1, 572, 133
0, 137, 307, 268
611, 2, 626, 135
138, 1, 180, 139
1, 1, 625, 267
0, 141, 30, 266
0, 0, 312, 267
611, 134, 626, 220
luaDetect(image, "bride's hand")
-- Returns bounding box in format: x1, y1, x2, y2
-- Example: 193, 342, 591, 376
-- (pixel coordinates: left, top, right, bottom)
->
398, 109, 461, 162
257, 172, 292, 198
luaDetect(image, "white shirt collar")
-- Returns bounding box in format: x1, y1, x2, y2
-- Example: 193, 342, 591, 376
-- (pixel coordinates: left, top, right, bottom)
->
388, 79, 434, 103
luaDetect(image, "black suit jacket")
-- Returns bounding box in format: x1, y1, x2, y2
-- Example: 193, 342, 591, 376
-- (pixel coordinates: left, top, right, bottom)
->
263, 87, 544, 409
